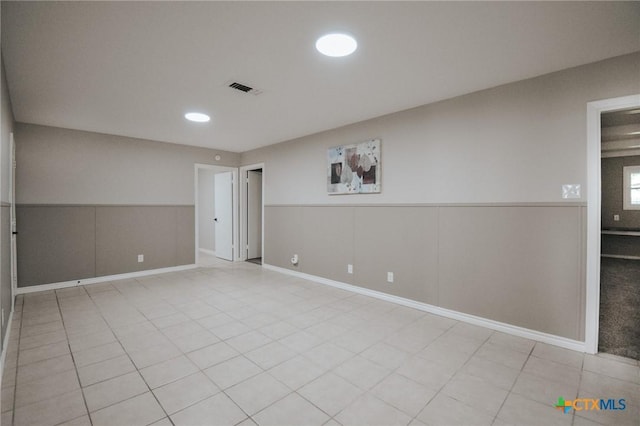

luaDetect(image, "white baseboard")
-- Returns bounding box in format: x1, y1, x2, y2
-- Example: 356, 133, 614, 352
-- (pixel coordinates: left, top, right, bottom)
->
199, 248, 216, 256
15, 264, 199, 295
0, 308, 14, 389
263, 263, 586, 353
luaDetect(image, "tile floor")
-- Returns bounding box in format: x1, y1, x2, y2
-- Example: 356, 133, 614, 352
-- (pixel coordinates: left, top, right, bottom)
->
1, 260, 639, 426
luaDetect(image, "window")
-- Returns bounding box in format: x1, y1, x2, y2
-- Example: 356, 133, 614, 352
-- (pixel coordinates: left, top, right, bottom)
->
623, 165, 640, 210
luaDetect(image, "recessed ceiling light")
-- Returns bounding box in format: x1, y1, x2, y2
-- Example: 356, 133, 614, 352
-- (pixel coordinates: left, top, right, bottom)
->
626, 109, 640, 114
316, 33, 357, 57
627, 131, 640, 135
185, 112, 210, 123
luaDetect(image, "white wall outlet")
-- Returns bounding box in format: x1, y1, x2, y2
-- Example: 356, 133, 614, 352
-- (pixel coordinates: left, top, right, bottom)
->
291, 254, 299, 265
614, 214, 620, 221
387, 272, 394, 283
137, 254, 144, 263
347, 264, 353, 274
562, 184, 581, 199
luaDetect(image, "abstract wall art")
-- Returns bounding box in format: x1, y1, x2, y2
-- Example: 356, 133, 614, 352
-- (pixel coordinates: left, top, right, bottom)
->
327, 139, 381, 194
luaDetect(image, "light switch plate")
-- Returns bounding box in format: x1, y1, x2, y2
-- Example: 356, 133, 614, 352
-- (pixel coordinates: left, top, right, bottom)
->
562, 184, 581, 199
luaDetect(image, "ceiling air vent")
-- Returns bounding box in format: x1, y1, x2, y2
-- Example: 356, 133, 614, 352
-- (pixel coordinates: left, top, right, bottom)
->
227, 81, 263, 96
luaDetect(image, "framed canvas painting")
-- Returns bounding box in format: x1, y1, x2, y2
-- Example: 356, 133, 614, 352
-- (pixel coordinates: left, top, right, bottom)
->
327, 139, 381, 194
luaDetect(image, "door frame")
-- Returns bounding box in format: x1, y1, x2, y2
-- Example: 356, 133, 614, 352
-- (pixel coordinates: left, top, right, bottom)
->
194, 164, 239, 264
585, 93, 640, 354
239, 163, 265, 262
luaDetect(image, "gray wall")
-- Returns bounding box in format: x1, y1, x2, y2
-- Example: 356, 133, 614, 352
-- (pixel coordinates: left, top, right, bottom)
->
265, 204, 585, 340
1, 56, 14, 351
242, 53, 640, 205
601, 155, 640, 229
16, 123, 239, 205
198, 169, 215, 252
244, 53, 640, 341
14, 124, 238, 287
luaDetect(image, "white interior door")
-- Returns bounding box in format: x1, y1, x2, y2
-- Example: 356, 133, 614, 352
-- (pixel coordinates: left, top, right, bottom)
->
214, 171, 233, 261
9, 133, 17, 309
247, 170, 262, 259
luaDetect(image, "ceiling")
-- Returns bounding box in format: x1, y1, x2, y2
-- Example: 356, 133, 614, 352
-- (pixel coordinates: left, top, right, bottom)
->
2, 1, 640, 153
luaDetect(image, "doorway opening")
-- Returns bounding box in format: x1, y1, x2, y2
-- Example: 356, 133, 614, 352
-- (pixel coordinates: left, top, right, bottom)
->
194, 164, 239, 267
598, 107, 640, 360
240, 163, 264, 265
585, 94, 640, 355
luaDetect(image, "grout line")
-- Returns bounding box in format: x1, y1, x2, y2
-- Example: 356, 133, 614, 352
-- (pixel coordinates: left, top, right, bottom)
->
53, 289, 93, 426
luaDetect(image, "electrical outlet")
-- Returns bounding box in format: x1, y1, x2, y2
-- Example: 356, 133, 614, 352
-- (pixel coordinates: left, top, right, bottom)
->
614, 214, 620, 221
387, 272, 394, 283
138, 254, 144, 263
347, 264, 353, 274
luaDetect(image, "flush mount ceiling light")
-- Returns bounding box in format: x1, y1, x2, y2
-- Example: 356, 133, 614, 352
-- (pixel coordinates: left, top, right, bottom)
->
315, 33, 357, 57
184, 112, 210, 123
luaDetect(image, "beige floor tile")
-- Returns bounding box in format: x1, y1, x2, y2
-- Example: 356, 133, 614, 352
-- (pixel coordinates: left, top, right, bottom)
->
196, 312, 235, 329
18, 340, 70, 366
441, 372, 508, 417
211, 321, 252, 340
416, 393, 494, 426
511, 371, 579, 405
333, 355, 391, 390
204, 355, 263, 389
140, 355, 199, 389
153, 371, 219, 414
83, 371, 149, 412
148, 418, 173, 426
127, 340, 182, 369
1, 385, 14, 413
360, 342, 410, 370
395, 357, 456, 391
279, 330, 324, 353
371, 373, 437, 417
187, 341, 239, 369
58, 414, 92, 426
72, 341, 125, 368
119, 330, 172, 353
20, 321, 64, 338
474, 341, 530, 370
331, 330, 381, 353
522, 356, 581, 387
496, 392, 572, 426
169, 329, 221, 353
225, 372, 291, 415
15, 369, 80, 408
268, 355, 326, 391
68, 329, 117, 353
152, 312, 191, 329
90, 392, 165, 426
18, 330, 68, 351
460, 356, 520, 390
298, 373, 362, 416
336, 393, 413, 426
304, 342, 354, 370
16, 353, 75, 385
253, 392, 329, 426
532, 342, 584, 369
583, 354, 640, 383
77, 354, 136, 387
170, 393, 247, 426
244, 341, 297, 370
226, 330, 272, 353
13, 389, 87, 426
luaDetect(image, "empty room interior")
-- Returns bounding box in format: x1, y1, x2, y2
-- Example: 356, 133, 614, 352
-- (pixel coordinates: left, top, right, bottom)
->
0, 2, 639, 426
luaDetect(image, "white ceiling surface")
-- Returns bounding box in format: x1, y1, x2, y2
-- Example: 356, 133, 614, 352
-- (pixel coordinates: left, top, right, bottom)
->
2, 2, 640, 153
